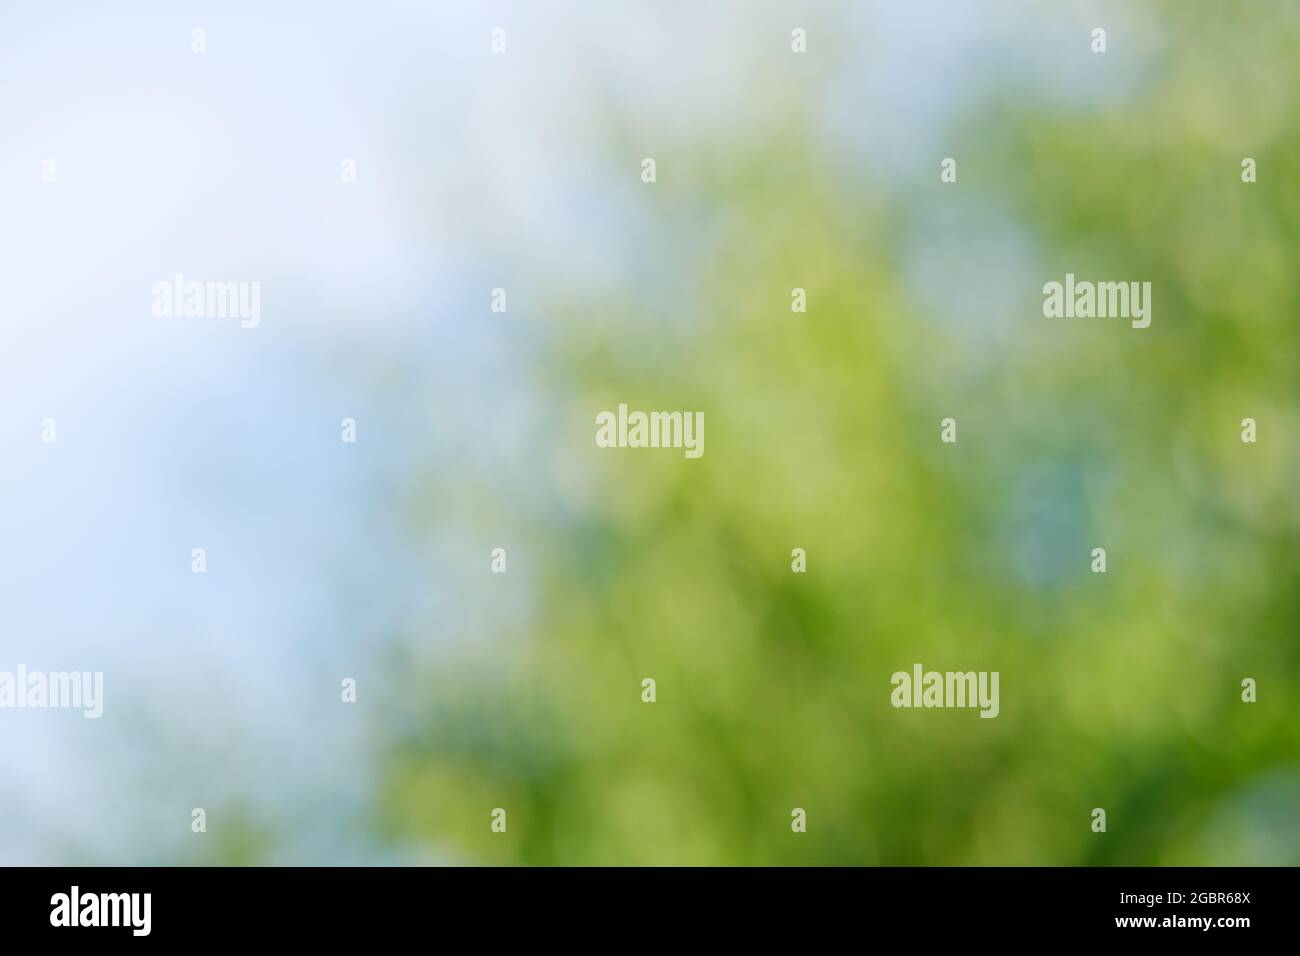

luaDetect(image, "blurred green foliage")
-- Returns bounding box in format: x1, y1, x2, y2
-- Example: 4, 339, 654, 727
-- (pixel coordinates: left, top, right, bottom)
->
381, 4, 1300, 865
